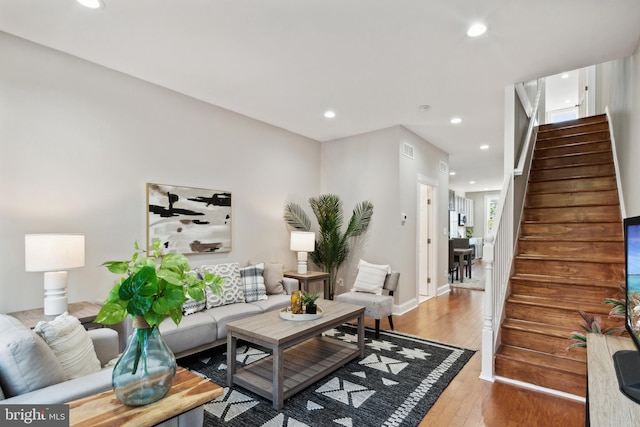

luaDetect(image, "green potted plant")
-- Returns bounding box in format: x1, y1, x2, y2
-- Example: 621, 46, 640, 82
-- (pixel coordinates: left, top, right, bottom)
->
96, 240, 222, 406
284, 194, 373, 300
301, 291, 320, 314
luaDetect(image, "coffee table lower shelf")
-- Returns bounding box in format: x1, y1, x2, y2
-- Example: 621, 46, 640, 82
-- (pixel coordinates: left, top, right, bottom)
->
232, 335, 358, 405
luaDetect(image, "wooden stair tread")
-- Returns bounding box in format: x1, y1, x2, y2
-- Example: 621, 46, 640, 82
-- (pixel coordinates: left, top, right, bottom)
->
501, 318, 578, 339
538, 115, 606, 132
496, 345, 585, 373
514, 253, 623, 264
510, 273, 623, 289
506, 295, 611, 315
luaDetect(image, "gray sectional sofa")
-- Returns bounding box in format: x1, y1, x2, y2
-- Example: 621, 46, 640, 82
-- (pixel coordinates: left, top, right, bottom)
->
0, 261, 299, 426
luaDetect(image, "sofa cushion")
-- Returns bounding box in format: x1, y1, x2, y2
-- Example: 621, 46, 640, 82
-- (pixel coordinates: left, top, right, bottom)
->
248, 293, 291, 313
159, 312, 218, 355
201, 263, 245, 308
352, 260, 391, 295
34, 312, 101, 379
0, 314, 68, 397
206, 303, 262, 339
264, 262, 286, 294
240, 262, 268, 302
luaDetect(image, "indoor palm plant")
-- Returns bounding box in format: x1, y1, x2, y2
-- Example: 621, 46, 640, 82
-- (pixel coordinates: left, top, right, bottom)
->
96, 240, 222, 406
284, 194, 373, 299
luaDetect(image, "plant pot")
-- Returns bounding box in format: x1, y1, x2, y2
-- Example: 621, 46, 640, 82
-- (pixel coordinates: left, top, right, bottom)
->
306, 303, 317, 314
112, 316, 177, 406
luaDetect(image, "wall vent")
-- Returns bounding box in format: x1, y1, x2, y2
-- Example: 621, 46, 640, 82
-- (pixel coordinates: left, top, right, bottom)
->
439, 160, 449, 173
402, 141, 414, 159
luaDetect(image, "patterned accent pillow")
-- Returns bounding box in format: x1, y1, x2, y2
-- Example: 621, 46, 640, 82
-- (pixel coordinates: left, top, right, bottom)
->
201, 263, 245, 308
240, 263, 268, 302
34, 312, 101, 378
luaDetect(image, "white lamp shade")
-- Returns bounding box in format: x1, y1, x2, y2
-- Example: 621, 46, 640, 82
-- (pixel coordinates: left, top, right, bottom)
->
290, 231, 315, 252
25, 234, 85, 272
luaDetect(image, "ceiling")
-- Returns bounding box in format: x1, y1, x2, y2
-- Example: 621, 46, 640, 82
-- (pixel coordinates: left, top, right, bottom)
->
2, 1, 639, 193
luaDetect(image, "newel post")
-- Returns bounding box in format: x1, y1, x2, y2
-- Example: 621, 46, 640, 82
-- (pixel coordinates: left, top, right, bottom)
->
480, 235, 495, 381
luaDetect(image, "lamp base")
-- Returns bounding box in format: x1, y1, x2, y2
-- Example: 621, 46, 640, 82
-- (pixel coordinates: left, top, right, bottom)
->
296, 252, 308, 274
44, 271, 68, 316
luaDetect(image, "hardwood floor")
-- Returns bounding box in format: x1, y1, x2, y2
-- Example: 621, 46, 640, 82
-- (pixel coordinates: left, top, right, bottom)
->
362, 263, 586, 426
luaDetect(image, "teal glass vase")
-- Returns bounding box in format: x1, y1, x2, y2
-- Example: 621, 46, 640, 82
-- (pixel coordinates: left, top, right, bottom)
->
112, 317, 176, 406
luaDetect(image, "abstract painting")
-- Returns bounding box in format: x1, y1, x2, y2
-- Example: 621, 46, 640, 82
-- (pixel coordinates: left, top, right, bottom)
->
147, 183, 232, 254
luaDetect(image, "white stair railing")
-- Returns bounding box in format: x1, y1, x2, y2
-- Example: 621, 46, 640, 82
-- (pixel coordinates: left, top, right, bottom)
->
480, 174, 513, 381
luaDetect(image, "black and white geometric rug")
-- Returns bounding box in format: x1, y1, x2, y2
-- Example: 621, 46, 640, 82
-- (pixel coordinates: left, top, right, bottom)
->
181, 324, 475, 427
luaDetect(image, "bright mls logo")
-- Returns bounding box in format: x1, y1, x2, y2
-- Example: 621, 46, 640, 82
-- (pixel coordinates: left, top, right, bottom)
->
2, 405, 68, 426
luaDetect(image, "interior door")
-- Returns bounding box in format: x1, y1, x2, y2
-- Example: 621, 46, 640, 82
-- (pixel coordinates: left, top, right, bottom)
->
418, 183, 434, 299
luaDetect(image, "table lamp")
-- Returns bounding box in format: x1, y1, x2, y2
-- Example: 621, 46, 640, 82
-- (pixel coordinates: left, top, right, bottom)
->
25, 234, 85, 315
290, 231, 315, 274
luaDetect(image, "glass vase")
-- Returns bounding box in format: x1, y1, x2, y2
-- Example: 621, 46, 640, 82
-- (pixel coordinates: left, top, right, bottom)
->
112, 316, 176, 406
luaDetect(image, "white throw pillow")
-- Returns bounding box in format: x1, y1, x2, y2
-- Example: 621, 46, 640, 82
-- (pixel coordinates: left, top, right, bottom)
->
352, 260, 391, 295
34, 312, 101, 379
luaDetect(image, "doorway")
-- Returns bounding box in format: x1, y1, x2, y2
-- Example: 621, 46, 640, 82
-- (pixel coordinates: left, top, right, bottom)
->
418, 180, 437, 301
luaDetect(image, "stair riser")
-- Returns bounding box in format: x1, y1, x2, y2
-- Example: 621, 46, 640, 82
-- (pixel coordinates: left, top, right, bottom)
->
525, 190, 619, 209
505, 302, 619, 329
534, 140, 612, 160
500, 328, 586, 362
527, 176, 617, 194
523, 205, 621, 223
517, 241, 623, 262
514, 258, 624, 281
538, 115, 607, 134
520, 222, 623, 240
536, 131, 610, 149
510, 280, 619, 303
530, 163, 615, 182
495, 356, 586, 396
533, 152, 613, 170
537, 123, 609, 139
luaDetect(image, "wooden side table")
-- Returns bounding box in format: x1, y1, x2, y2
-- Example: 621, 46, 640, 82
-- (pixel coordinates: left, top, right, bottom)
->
69, 366, 223, 427
284, 270, 330, 297
7, 301, 102, 329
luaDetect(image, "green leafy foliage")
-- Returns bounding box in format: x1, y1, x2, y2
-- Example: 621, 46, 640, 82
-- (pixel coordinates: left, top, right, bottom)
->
301, 291, 320, 306
96, 240, 223, 328
567, 309, 623, 350
284, 194, 373, 299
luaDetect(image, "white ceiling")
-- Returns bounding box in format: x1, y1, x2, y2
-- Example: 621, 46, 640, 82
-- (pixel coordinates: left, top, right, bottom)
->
2, 1, 639, 193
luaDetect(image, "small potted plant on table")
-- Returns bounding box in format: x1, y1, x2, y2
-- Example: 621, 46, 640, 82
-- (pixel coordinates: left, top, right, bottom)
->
301, 291, 320, 314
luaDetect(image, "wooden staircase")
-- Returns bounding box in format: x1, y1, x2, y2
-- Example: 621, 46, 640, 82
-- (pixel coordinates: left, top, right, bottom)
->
494, 114, 624, 397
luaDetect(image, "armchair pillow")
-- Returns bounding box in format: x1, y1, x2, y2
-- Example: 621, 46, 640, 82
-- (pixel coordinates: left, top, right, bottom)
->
0, 314, 67, 398
352, 260, 391, 295
240, 262, 268, 302
34, 312, 101, 379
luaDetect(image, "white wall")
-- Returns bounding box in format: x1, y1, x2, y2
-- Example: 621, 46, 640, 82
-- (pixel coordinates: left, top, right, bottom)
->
0, 32, 320, 313
320, 125, 449, 308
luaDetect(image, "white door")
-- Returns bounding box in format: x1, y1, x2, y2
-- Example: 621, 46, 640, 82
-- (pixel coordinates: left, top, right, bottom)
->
418, 182, 435, 299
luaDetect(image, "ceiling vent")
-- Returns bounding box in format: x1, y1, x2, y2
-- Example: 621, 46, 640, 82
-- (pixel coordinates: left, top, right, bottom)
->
402, 141, 414, 159
439, 161, 449, 173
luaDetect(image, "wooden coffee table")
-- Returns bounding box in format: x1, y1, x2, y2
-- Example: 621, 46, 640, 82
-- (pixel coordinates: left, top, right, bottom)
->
68, 367, 223, 427
226, 299, 365, 409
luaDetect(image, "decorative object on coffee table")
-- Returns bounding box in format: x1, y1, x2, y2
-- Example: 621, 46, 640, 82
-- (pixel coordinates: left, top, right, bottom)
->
301, 290, 320, 314
95, 240, 223, 406
284, 194, 373, 300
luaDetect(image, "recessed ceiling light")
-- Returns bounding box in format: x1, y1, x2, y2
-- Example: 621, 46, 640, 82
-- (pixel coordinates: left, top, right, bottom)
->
480, 144, 489, 150
450, 117, 462, 124
467, 23, 487, 37
324, 110, 336, 119
469, 181, 476, 184
77, 0, 103, 8
449, 172, 456, 176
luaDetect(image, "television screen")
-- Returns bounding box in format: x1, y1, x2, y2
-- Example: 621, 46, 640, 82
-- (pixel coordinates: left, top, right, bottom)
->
613, 216, 640, 403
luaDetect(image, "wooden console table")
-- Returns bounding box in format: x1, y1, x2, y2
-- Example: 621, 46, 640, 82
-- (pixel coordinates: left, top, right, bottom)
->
587, 333, 640, 426
7, 301, 101, 329
68, 367, 223, 427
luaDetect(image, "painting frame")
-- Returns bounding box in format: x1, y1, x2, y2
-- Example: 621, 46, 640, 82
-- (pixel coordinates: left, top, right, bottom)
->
146, 183, 232, 255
